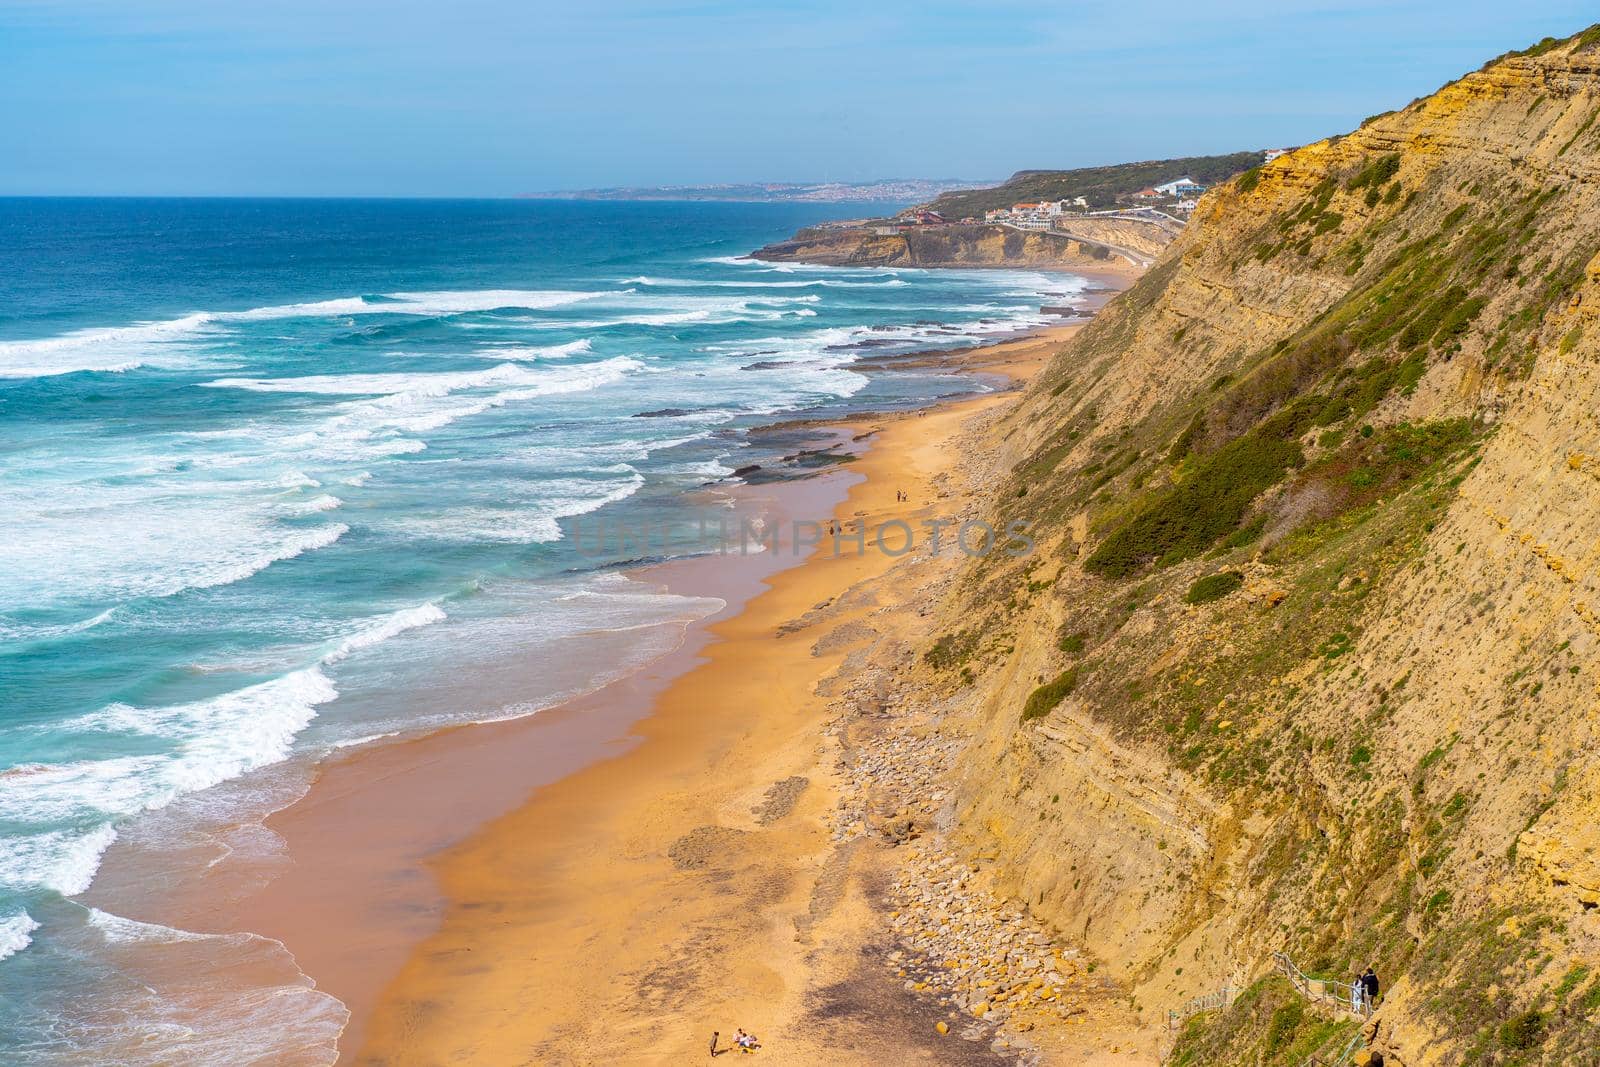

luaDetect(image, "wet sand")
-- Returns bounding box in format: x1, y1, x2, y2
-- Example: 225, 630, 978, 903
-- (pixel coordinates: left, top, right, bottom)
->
215, 326, 1081, 1063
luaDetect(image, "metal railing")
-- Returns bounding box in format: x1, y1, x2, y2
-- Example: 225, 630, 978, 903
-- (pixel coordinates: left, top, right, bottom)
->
1298, 1029, 1365, 1067
1166, 984, 1235, 1030
1272, 951, 1373, 1018
1167, 957, 1369, 1062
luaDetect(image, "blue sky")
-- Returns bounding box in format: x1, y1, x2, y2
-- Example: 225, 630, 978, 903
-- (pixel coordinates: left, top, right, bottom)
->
1, 0, 1594, 196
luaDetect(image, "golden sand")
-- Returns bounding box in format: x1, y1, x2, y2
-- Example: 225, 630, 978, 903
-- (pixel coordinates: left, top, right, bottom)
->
344, 333, 1069, 1065
216, 325, 1134, 1065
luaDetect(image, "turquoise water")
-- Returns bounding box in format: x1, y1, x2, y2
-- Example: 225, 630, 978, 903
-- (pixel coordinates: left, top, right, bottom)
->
0, 198, 1089, 1062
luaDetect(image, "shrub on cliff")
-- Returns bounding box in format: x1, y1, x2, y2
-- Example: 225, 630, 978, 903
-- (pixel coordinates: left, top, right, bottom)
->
1498, 1009, 1545, 1050
1185, 571, 1245, 604
1021, 668, 1079, 722
924, 628, 979, 671
1345, 153, 1401, 192
1086, 431, 1305, 577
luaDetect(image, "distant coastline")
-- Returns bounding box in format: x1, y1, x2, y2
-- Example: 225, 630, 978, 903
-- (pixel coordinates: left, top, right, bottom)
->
518, 177, 994, 204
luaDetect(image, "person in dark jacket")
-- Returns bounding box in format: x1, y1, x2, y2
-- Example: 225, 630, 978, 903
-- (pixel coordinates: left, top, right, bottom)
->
1361, 966, 1380, 1006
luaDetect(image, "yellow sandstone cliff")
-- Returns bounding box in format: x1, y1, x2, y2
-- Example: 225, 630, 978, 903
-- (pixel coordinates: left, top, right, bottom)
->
752, 221, 1146, 270
919, 28, 1600, 1065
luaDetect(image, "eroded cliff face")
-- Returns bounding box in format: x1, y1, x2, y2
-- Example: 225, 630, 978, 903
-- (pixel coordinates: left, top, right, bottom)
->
921, 32, 1600, 1065
751, 223, 1135, 270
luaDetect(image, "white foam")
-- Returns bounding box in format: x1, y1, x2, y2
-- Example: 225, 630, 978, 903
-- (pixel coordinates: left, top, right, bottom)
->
2, 351, 649, 612
622, 275, 905, 289
201, 358, 640, 443
510, 294, 822, 331
0, 824, 119, 897
87, 907, 220, 945
327, 730, 404, 751
0, 669, 338, 897
320, 603, 446, 664
388, 470, 645, 545
204, 361, 554, 396
0, 606, 118, 643
486, 338, 593, 360
382, 289, 614, 314
0, 290, 620, 379
0, 314, 217, 378
0, 911, 40, 961
158, 523, 349, 598
0, 479, 351, 608
696, 255, 898, 275
284, 494, 343, 515
29, 670, 333, 793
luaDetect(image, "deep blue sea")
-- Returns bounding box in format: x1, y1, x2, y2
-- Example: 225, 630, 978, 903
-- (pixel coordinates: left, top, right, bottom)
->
0, 197, 1090, 1062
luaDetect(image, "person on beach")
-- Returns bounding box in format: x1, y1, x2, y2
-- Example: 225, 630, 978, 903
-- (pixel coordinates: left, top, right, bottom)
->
709, 1031, 720, 1057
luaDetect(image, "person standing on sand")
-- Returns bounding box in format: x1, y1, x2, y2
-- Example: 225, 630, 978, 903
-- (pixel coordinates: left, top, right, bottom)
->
709, 1031, 719, 1057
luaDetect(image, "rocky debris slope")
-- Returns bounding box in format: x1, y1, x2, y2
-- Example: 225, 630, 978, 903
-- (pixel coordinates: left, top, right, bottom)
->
813, 601, 1156, 1063
788, 403, 1160, 1063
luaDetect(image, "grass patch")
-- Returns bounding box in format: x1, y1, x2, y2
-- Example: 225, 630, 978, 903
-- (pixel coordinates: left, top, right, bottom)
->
1086, 429, 1304, 577
924, 628, 979, 671
1346, 153, 1401, 191
1022, 668, 1080, 722
1498, 1008, 1545, 1049
1186, 571, 1245, 604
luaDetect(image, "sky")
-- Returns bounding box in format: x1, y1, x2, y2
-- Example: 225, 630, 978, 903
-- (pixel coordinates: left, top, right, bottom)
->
0, 0, 1595, 197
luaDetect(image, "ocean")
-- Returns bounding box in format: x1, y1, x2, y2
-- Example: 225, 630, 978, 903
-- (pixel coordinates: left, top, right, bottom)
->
0, 197, 1094, 1062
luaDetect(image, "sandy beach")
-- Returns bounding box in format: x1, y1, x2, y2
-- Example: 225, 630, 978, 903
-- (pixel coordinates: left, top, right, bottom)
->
214, 322, 1155, 1065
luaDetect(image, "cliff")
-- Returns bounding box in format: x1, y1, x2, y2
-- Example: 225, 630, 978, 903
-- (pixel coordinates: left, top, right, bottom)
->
751, 222, 1139, 270
915, 27, 1600, 1065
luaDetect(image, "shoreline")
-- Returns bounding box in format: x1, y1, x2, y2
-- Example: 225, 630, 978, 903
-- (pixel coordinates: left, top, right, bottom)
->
228, 469, 853, 1056
338, 325, 1145, 1064
349, 351, 1046, 1064
194, 323, 1092, 1062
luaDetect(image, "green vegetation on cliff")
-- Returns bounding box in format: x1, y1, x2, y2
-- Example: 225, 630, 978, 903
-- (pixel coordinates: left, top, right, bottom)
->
928, 22, 1600, 1066
1171, 977, 1361, 1066
1021, 667, 1079, 722
926, 151, 1265, 216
